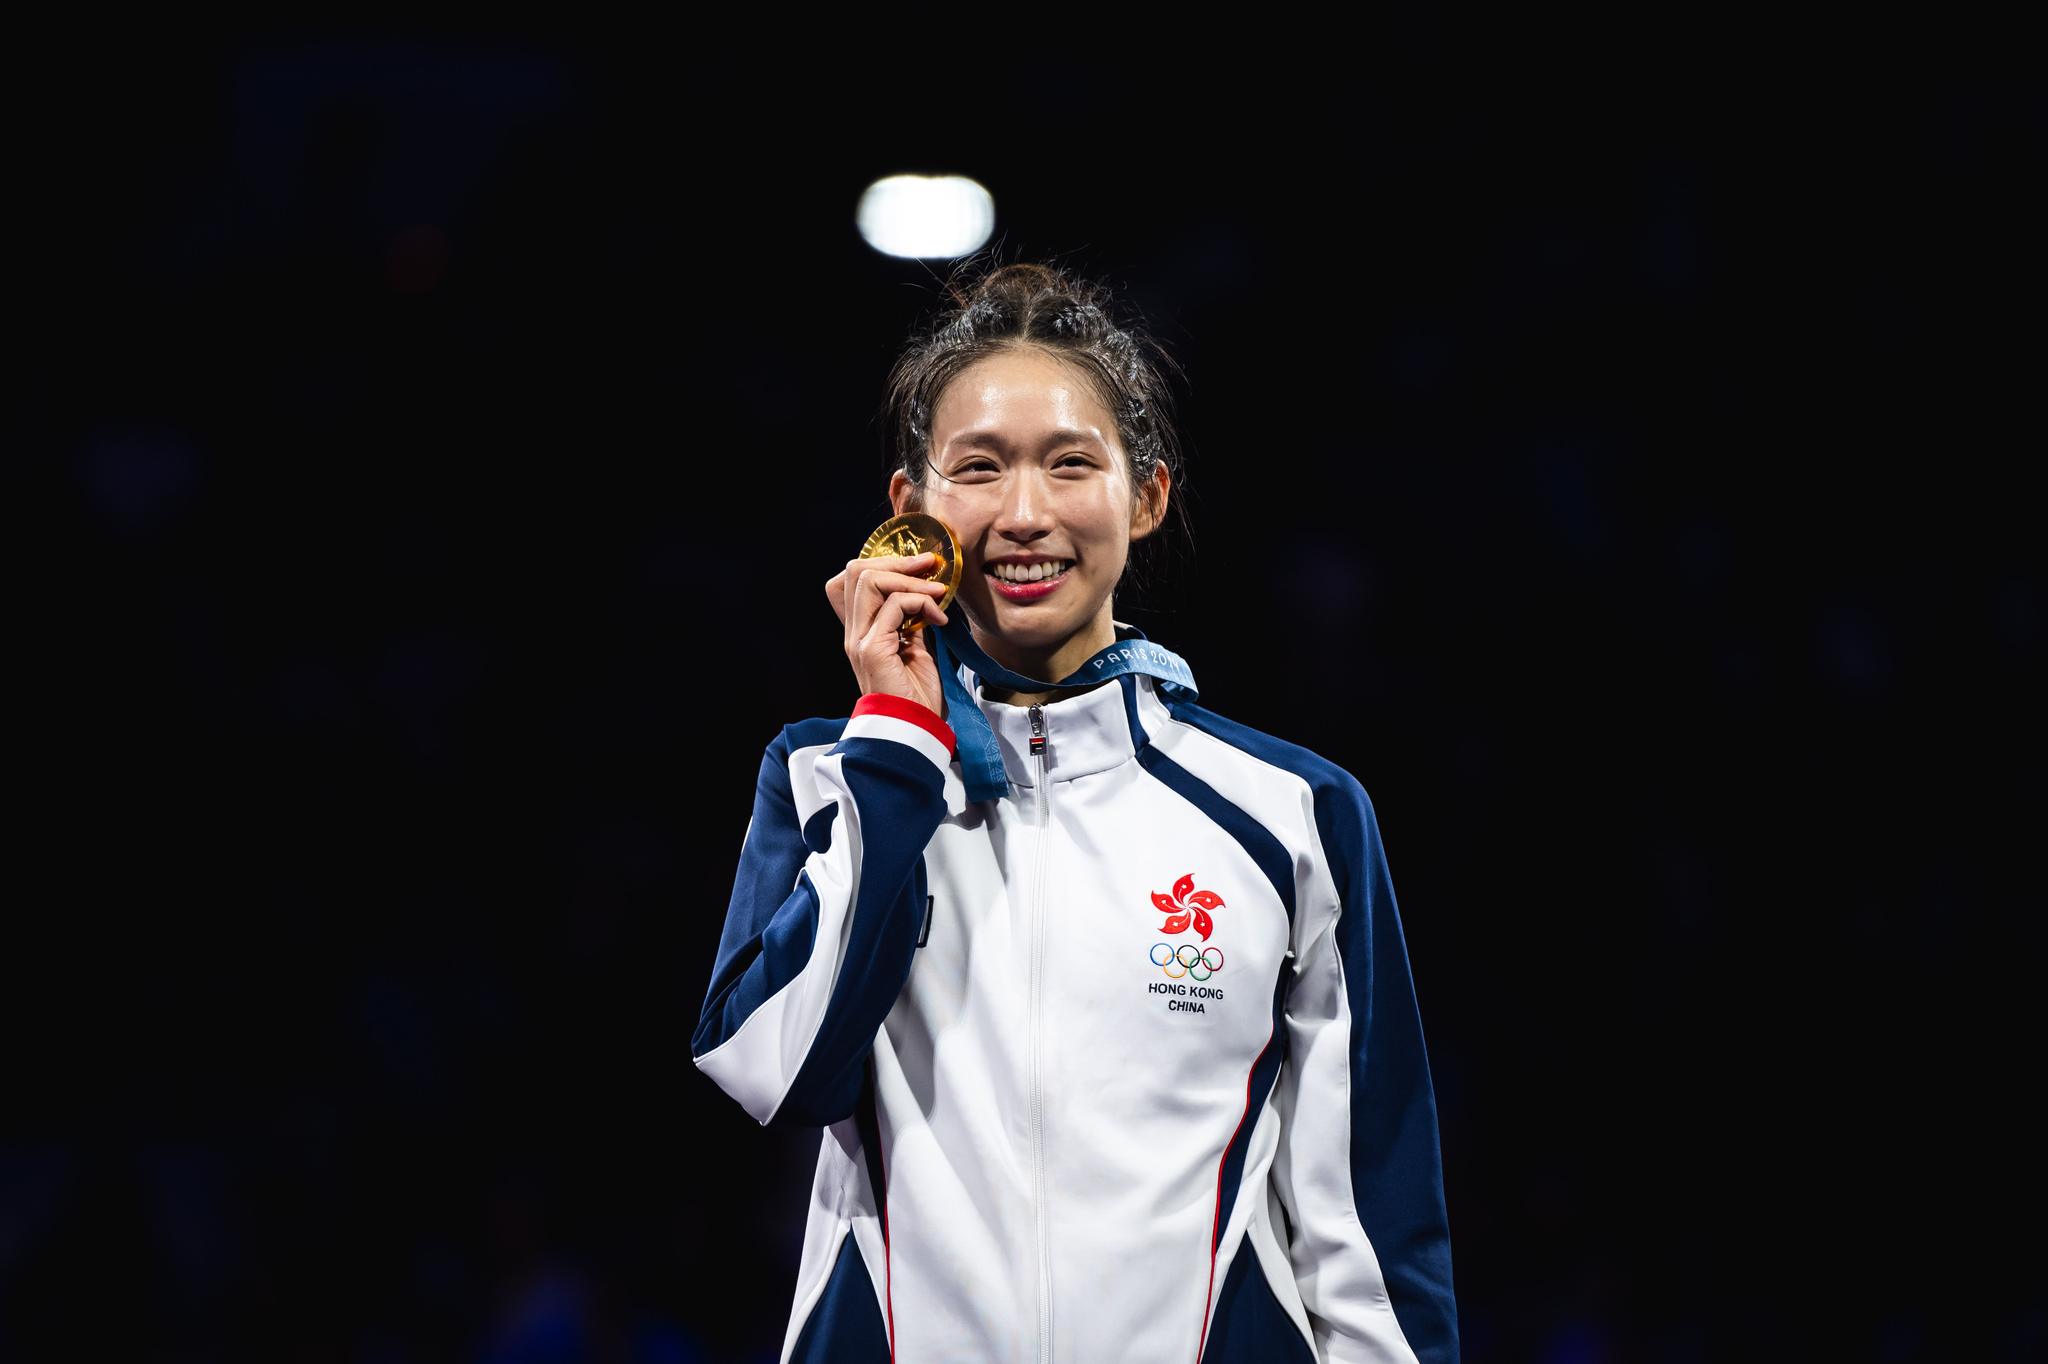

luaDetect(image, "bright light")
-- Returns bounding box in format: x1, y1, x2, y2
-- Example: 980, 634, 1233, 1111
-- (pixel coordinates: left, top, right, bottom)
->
856, 175, 995, 259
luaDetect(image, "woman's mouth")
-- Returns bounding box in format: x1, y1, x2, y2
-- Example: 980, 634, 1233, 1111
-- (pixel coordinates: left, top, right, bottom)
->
985, 559, 1073, 600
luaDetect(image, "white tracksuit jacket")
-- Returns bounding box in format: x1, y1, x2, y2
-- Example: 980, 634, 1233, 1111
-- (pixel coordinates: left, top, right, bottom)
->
693, 645, 1458, 1363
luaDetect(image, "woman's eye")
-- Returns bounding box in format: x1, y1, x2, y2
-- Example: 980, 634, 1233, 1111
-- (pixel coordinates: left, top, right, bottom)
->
1058, 454, 1093, 469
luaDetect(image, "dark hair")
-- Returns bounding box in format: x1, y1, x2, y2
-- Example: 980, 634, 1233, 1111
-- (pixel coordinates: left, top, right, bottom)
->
880, 257, 1193, 598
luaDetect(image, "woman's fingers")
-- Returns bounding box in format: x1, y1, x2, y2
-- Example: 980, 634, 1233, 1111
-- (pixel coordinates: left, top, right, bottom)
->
840, 552, 934, 587
830, 551, 950, 704
843, 562, 947, 635
826, 552, 938, 625
866, 589, 948, 644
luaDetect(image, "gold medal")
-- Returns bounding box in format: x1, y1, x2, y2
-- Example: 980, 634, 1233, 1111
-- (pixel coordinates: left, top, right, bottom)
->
859, 511, 963, 633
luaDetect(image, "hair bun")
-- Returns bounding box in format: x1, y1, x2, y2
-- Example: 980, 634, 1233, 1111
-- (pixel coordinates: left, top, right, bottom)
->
949, 261, 1059, 311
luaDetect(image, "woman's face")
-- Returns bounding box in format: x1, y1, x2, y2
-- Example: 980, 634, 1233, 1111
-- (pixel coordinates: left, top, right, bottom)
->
890, 346, 1169, 678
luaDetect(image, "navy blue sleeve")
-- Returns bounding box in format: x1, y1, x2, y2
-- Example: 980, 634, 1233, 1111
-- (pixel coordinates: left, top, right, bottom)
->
1284, 769, 1459, 1361
691, 708, 950, 1127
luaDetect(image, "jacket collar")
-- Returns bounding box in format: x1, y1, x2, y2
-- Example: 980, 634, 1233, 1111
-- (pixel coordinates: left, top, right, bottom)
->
965, 668, 1151, 788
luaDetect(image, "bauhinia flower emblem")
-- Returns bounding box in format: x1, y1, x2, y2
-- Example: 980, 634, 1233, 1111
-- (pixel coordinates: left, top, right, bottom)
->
1151, 873, 1224, 942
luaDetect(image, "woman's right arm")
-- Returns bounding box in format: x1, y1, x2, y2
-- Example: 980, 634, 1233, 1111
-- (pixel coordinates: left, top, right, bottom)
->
690, 696, 954, 1126
691, 550, 955, 1127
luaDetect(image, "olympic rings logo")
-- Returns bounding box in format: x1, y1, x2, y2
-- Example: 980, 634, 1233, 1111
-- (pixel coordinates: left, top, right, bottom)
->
1151, 943, 1224, 980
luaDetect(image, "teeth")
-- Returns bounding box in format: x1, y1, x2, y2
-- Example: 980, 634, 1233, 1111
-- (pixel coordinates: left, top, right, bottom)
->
989, 560, 1072, 583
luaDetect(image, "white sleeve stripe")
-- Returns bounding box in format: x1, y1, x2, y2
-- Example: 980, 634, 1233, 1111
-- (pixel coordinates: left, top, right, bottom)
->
841, 712, 953, 771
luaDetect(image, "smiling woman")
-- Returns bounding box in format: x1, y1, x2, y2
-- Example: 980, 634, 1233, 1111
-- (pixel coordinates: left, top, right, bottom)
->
692, 261, 1460, 1364
887, 344, 1168, 691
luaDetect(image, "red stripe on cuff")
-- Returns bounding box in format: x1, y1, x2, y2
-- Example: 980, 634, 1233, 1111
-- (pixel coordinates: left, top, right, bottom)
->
851, 693, 957, 758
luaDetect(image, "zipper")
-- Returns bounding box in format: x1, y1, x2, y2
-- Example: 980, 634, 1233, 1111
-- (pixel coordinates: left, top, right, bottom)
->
1026, 702, 1052, 1364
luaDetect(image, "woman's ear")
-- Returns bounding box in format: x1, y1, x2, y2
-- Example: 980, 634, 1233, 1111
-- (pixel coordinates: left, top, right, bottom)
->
889, 469, 920, 516
1129, 462, 1171, 541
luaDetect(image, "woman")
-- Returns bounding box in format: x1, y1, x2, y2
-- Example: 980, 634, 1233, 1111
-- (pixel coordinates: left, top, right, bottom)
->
692, 263, 1458, 1363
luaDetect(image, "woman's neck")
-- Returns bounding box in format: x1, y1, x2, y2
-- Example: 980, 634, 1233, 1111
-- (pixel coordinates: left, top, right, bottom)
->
970, 617, 1119, 708
980, 680, 1108, 707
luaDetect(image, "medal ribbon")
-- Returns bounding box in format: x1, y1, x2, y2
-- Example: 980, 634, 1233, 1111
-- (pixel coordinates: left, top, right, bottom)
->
926, 616, 1199, 802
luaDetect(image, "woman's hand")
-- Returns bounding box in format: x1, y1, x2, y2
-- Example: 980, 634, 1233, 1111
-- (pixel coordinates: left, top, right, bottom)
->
825, 551, 951, 717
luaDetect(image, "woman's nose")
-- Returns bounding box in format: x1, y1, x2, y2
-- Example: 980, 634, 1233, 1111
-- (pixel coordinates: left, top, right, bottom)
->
993, 468, 1053, 541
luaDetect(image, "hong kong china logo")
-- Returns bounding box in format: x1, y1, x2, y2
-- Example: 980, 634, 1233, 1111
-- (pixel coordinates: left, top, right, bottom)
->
1149, 873, 1225, 981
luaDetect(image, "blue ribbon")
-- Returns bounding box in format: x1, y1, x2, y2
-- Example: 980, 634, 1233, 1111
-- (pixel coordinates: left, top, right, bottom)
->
926, 616, 1198, 802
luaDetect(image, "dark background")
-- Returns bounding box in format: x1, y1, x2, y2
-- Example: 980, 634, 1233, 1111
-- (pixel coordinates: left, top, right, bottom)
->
10, 24, 2043, 1363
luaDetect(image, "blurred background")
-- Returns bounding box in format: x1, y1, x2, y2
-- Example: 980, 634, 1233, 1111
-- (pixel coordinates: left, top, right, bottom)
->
8, 22, 2043, 1363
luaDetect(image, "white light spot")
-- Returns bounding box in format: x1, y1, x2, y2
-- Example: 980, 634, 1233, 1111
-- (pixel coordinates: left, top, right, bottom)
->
856, 174, 996, 259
